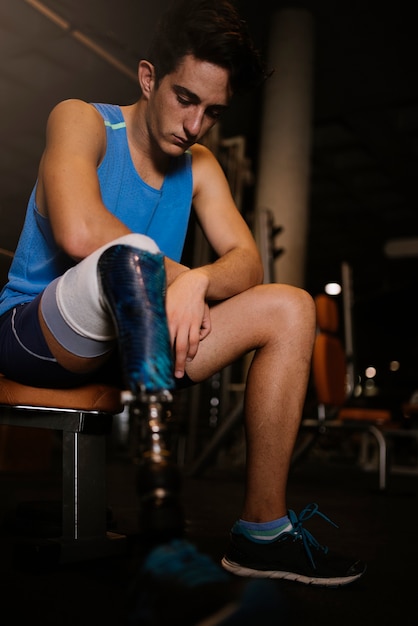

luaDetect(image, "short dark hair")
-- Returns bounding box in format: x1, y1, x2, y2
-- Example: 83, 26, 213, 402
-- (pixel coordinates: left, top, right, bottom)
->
147, 0, 268, 93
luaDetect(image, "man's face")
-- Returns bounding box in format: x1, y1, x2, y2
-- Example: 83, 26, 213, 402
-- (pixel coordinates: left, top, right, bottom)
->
146, 55, 232, 155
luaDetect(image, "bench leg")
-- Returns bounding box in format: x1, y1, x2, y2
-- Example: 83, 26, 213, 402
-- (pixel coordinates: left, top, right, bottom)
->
55, 430, 127, 562
62, 430, 107, 539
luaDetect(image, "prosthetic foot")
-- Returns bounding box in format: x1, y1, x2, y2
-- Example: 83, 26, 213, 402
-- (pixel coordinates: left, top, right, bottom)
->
98, 245, 183, 543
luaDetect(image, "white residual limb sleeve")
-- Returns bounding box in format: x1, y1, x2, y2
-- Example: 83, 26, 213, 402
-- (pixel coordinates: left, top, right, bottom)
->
55, 233, 161, 341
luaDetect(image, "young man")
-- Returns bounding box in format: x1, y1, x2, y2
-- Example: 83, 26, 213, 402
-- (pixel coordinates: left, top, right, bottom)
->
0, 0, 365, 595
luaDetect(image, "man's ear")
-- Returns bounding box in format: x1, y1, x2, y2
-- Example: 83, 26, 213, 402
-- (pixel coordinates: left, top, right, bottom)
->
138, 60, 155, 97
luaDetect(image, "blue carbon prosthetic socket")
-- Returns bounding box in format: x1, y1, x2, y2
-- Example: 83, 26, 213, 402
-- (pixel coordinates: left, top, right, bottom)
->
98, 245, 175, 395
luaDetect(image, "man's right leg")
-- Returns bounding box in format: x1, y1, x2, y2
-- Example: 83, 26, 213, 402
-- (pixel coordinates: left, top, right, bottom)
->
40, 233, 181, 533
38, 233, 162, 382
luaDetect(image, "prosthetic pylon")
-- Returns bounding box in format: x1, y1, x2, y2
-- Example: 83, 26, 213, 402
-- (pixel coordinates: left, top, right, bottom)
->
98, 245, 184, 544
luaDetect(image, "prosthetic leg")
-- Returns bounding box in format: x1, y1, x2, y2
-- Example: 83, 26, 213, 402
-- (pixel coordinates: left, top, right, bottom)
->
98, 245, 184, 544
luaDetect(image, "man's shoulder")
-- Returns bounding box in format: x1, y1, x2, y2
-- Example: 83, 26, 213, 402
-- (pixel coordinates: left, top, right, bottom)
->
51, 98, 94, 114
190, 142, 222, 178
47, 99, 103, 128
190, 142, 217, 168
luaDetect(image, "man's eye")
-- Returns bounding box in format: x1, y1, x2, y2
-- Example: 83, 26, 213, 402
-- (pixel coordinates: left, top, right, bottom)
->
177, 96, 191, 106
207, 109, 222, 120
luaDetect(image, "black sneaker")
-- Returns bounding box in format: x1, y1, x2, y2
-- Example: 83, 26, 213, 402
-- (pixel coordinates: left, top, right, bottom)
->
128, 539, 288, 625
221, 503, 366, 587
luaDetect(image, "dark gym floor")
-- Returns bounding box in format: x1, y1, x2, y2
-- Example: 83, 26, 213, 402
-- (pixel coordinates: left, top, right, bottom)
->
0, 421, 417, 626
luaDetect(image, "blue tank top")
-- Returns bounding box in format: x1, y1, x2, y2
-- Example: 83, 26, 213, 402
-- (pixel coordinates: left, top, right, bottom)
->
0, 103, 193, 316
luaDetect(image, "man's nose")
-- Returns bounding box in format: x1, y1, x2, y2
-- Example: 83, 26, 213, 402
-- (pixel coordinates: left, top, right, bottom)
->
184, 109, 204, 138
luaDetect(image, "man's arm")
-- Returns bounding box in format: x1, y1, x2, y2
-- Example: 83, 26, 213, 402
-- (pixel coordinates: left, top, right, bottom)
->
190, 142, 263, 297
166, 143, 263, 378
168, 142, 263, 300
36, 99, 131, 261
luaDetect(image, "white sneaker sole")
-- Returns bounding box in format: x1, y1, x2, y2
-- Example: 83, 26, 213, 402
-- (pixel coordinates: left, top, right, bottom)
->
221, 557, 364, 587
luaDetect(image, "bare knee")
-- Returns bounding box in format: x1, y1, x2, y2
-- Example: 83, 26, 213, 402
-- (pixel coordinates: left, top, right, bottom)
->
279, 285, 315, 326
256, 284, 316, 345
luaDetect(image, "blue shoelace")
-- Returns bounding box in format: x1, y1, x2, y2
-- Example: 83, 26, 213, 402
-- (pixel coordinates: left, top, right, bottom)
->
142, 539, 229, 587
287, 503, 338, 569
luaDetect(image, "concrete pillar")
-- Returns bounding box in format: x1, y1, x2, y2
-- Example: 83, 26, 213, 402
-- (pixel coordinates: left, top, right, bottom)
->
255, 9, 314, 287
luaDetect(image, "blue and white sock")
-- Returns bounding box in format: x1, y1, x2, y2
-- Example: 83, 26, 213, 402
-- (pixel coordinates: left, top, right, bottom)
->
232, 515, 292, 543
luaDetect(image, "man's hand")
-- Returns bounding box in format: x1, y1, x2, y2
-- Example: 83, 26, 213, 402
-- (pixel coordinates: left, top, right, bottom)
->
166, 269, 211, 378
